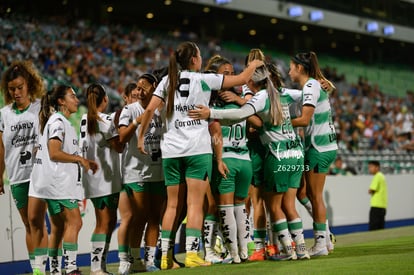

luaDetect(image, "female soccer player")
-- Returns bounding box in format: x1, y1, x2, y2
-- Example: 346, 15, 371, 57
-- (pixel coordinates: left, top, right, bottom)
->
188, 65, 303, 260
137, 41, 263, 269
289, 51, 338, 256
30, 85, 98, 275
117, 73, 165, 274
80, 83, 124, 274
0, 61, 48, 273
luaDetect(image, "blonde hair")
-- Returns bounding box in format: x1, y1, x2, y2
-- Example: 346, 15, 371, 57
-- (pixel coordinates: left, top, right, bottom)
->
251, 66, 284, 125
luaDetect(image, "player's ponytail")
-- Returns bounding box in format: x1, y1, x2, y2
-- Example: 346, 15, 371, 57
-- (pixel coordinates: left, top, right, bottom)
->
251, 66, 284, 126
39, 85, 72, 134
166, 41, 199, 118
86, 83, 106, 136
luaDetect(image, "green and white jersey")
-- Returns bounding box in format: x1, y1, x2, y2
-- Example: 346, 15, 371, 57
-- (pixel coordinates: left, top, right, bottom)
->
154, 71, 224, 158
119, 101, 163, 183
0, 100, 40, 185
216, 103, 250, 161
247, 89, 303, 160
301, 78, 338, 152
29, 112, 83, 200
280, 88, 302, 120
79, 112, 122, 198
280, 87, 304, 142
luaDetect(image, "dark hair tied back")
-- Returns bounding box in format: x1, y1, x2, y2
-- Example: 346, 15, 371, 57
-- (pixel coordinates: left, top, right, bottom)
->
292, 54, 310, 70
140, 73, 158, 85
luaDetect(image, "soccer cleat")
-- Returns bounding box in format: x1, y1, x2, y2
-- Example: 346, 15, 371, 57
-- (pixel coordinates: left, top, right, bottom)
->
146, 265, 160, 272
247, 242, 256, 257
309, 245, 329, 257
184, 252, 211, 267
231, 255, 241, 264
266, 244, 278, 257
221, 252, 233, 264
330, 232, 337, 244
204, 253, 223, 264
268, 252, 295, 261
32, 268, 44, 275
161, 255, 172, 270
248, 248, 266, 261
295, 242, 310, 260
118, 261, 131, 275
327, 233, 336, 252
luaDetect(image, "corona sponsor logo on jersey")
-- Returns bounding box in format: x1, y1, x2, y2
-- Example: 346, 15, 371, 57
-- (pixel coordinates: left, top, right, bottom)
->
174, 119, 201, 129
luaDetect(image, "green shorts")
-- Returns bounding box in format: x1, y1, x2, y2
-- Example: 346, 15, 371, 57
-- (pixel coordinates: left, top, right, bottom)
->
247, 140, 266, 187
305, 146, 337, 174
45, 199, 79, 215
212, 158, 252, 199
163, 154, 212, 186
10, 181, 29, 209
90, 193, 120, 210
264, 154, 304, 193
123, 181, 166, 196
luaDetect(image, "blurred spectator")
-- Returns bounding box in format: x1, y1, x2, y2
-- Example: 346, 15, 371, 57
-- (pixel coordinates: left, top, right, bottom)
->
329, 157, 357, 176
0, 15, 412, 158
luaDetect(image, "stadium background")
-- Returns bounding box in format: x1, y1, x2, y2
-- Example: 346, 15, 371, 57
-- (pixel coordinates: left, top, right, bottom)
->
0, 0, 413, 274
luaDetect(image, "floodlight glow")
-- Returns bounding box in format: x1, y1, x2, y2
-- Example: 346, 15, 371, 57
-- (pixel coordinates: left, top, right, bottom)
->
366, 21, 379, 32
383, 25, 395, 35
309, 10, 324, 22
288, 6, 303, 17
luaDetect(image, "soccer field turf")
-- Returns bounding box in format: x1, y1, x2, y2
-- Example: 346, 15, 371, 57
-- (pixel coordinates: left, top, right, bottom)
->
22, 226, 414, 274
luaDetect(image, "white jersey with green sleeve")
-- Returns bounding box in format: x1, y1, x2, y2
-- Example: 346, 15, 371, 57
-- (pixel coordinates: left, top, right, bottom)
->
79, 112, 122, 198
118, 101, 163, 183
29, 112, 84, 200
247, 89, 303, 160
301, 78, 338, 152
154, 71, 224, 158
216, 103, 250, 161
0, 100, 40, 185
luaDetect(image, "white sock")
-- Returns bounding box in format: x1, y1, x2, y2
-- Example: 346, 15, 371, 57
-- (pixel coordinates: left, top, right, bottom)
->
49, 255, 61, 275
144, 246, 156, 267
218, 204, 238, 258
91, 235, 106, 272
63, 247, 78, 273
234, 203, 250, 259
314, 230, 327, 248
203, 218, 217, 250
288, 218, 305, 244
273, 219, 293, 255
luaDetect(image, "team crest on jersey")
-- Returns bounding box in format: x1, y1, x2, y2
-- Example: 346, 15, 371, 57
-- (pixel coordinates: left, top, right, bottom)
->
19, 151, 32, 165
